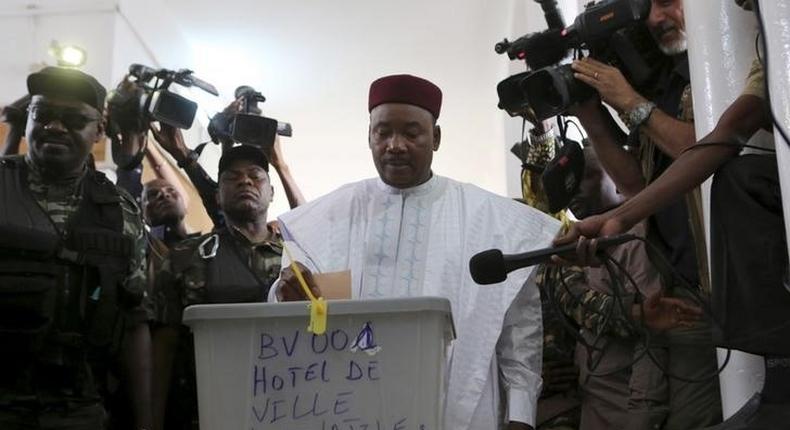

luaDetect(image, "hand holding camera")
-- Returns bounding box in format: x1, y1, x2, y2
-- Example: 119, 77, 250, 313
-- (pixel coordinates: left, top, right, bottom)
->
496, 0, 661, 121
208, 85, 292, 156
571, 57, 647, 113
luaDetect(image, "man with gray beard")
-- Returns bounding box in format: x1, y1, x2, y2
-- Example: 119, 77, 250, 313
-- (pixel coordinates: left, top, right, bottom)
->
567, 0, 723, 428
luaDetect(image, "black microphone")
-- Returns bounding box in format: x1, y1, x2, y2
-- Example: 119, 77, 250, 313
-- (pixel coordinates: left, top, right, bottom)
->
505, 28, 570, 70
469, 234, 637, 285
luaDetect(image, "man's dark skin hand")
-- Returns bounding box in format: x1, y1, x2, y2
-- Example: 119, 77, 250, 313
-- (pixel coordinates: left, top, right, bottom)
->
277, 262, 323, 301
553, 93, 771, 261
107, 76, 149, 169
636, 293, 704, 332
149, 122, 190, 165
572, 57, 647, 113
542, 359, 579, 394
1, 94, 30, 156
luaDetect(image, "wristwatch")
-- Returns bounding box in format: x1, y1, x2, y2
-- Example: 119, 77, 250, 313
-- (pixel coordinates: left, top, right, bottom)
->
623, 101, 657, 131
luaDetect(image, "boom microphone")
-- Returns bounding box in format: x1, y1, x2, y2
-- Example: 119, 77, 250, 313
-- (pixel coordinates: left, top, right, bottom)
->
469, 234, 637, 285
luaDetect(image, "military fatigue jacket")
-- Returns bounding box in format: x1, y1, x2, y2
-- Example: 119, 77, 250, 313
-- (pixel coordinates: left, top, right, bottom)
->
154, 226, 282, 326
25, 157, 149, 320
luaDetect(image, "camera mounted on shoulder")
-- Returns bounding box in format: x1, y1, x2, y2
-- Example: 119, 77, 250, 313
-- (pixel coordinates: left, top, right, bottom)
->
496, 0, 663, 121
208, 85, 293, 155
105, 64, 218, 168
109, 63, 218, 131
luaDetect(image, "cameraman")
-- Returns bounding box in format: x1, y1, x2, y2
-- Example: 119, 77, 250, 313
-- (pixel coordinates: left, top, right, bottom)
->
559, 0, 790, 422
568, 0, 722, 428
145, 98, 304, 430
150, 97, 305, 228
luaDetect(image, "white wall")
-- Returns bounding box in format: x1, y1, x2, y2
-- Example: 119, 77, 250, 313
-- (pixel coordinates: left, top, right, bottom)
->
155, 0, 538, 217
1, 0, 584, 218
0, 4, 115, 102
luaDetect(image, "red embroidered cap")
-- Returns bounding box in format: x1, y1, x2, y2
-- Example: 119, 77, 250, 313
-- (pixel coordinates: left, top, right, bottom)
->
368, 74, 442, 119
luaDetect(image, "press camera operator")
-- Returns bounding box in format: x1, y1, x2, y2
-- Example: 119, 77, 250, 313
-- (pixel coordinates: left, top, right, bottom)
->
558, 0, 790, 425
565, 0, 722, 427
143, 94, 304, 430
150, 89, 305, 229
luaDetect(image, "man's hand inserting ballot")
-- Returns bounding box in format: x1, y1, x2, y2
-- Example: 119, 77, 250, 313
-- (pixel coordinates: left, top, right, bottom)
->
278, 262, 324, 301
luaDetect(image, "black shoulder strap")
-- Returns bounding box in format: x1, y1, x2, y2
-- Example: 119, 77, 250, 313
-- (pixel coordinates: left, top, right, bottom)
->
170, 233, 213, 274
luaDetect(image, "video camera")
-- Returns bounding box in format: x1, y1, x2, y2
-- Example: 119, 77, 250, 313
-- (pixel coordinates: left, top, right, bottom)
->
107, 63, 218, 132
208, 85, 293, 152
496, 0, 662, 121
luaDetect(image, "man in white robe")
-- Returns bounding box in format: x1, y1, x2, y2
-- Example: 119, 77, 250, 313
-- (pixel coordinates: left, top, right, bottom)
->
273, 74, 560, 430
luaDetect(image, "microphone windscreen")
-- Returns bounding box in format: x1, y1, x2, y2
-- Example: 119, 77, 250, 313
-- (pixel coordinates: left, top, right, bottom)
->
522, 29, 570, 70
469, 249, 508, 285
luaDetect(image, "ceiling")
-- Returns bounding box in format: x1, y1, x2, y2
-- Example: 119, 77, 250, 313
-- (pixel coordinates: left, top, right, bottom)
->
0, 0, 116, 15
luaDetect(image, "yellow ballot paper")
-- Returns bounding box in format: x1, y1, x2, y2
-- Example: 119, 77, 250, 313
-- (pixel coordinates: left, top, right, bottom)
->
313, 271, 352, 300
281, 243, 327, 335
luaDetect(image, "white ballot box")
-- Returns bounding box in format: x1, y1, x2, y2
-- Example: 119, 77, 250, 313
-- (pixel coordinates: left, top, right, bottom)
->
183, 297, 455, 430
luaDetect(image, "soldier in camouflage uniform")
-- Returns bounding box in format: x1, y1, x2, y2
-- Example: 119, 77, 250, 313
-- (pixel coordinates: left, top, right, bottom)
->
0, 67, 151, 429
152, 144, 282, 430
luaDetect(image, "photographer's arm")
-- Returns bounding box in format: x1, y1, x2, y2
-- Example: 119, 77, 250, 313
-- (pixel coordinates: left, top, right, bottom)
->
555, 93, 770, 247
269, 136, 306, 208
145, 141, 191, 207
150, 123, 224, 227
573, 99, 646, 197
113, 131, 147, 201
639, 107, 696, 159
1, 96, 30, 156
1, 123, 24, 156
573, 58, 695, 159
609, 94, 769, 230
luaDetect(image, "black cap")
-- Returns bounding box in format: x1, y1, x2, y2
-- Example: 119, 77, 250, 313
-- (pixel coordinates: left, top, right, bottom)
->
218, 144, 269, 175
27, 67, 107, 112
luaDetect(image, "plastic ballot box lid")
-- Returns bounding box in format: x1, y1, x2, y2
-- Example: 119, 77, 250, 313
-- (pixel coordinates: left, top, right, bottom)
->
183, 296, 455, 430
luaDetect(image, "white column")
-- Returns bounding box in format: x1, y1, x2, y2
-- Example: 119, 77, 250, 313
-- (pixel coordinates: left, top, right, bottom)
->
759, 0, 790, 267
685, 0, 764, 419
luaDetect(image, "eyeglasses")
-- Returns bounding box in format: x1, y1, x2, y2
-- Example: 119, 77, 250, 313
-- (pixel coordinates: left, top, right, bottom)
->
28, 105, 100, 130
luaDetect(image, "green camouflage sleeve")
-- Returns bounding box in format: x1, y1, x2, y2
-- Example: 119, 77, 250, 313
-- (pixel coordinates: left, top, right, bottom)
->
152, 255, 182, 326
153, 236, 207, 326
119, 192, 152, 323
537, 264, 636, 339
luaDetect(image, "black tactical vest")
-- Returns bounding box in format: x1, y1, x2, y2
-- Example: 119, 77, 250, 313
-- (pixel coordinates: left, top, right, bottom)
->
0, 156, 134, 401
172, 228, 273, 305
